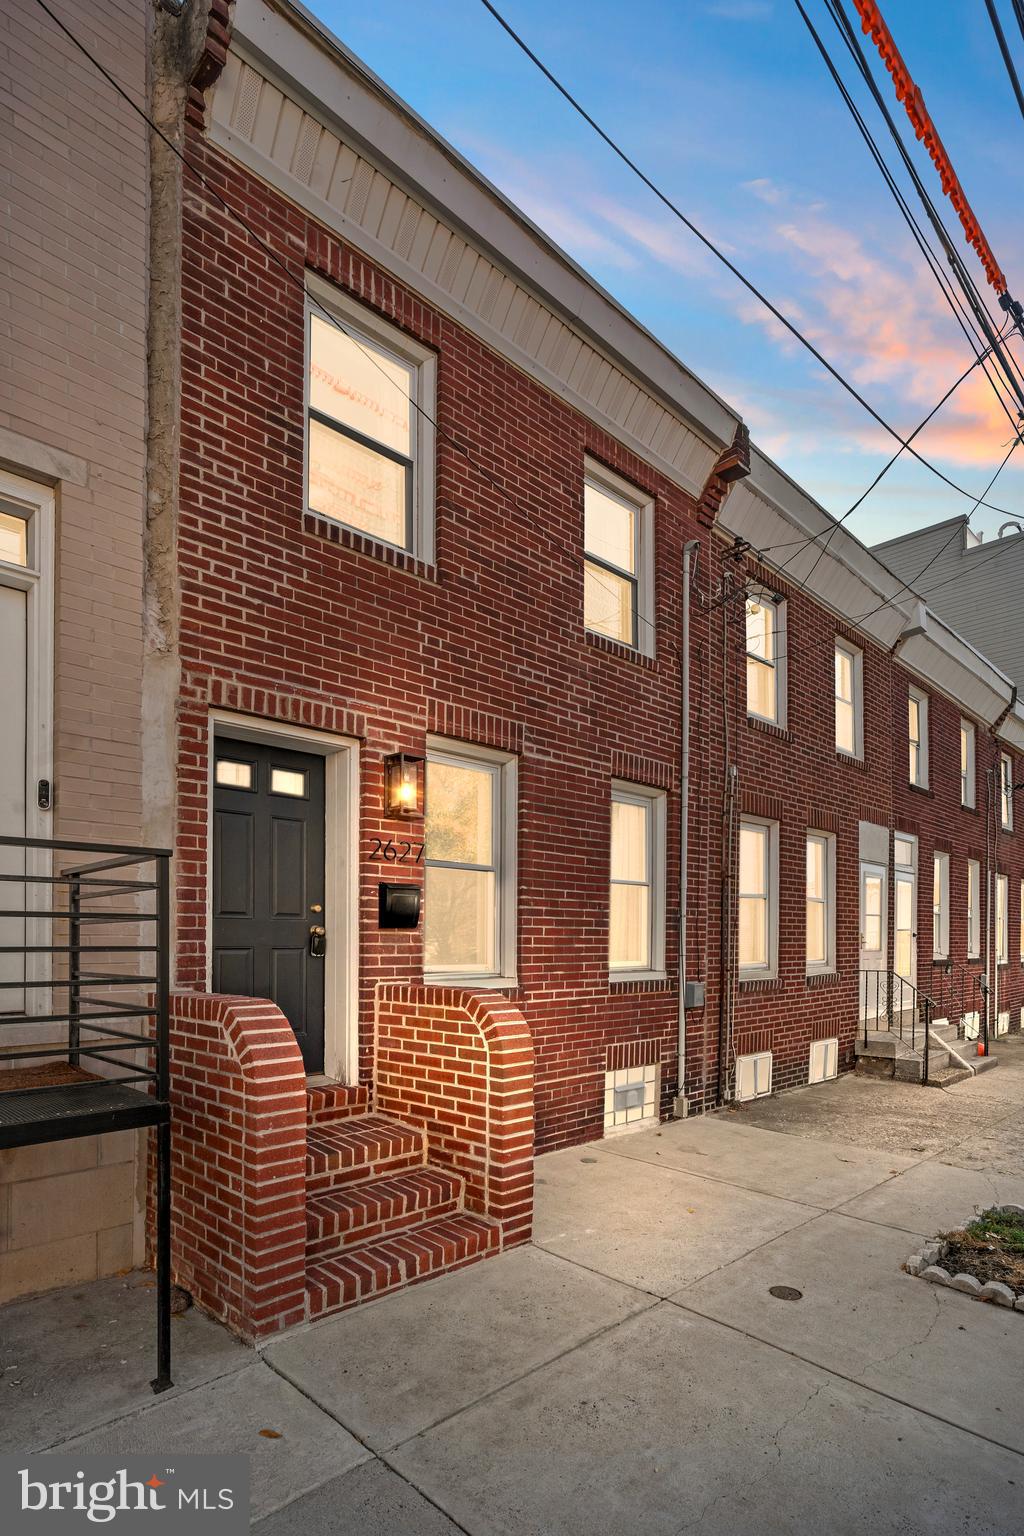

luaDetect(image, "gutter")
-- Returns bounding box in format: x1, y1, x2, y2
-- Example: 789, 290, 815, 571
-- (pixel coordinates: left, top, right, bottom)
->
674, 539, 700, 1115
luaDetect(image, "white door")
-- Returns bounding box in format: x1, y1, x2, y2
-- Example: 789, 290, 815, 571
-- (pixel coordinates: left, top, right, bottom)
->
894, 872, 916, 987
859, 862, 886, 1019
0, 579, 27, 1015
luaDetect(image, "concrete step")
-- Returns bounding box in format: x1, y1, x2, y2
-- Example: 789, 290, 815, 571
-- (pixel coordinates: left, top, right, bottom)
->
305, 1212, 502, 1320
305, 1080, 370, 1125
305, 1165, 463, 1259
305, 1114, 425, 1194
926, 1064, 974, 1087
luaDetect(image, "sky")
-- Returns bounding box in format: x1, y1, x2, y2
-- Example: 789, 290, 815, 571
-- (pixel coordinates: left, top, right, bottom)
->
310, 0, 1024, 550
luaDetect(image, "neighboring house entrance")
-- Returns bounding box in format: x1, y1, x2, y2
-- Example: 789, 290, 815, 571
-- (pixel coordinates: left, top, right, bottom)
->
213, 737, 327, 1072
859, 861, 886, 1020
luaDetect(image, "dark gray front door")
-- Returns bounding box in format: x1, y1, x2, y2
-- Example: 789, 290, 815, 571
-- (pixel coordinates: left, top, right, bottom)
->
212, 736, 326, 1073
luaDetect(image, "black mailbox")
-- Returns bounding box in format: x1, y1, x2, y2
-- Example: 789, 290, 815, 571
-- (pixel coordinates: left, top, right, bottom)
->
378, 882, 421, 929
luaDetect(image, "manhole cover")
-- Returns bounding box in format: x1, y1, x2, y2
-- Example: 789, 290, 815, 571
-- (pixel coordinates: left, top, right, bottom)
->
768, 1285, 803, 1301
580, 1157, 598, 1164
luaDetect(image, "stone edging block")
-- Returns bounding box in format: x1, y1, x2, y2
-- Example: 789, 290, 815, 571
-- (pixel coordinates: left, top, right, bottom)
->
905, 1205, 1024, 1314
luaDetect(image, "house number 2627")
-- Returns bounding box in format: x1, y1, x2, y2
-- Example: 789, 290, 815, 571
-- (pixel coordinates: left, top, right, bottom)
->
369, 838, 424, 863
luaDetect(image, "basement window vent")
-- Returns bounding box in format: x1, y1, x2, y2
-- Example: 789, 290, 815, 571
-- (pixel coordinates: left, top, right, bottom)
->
604, 1063, 658, 1135
808, 1038, 838, 1084
997, 1010, 1010, 1037
963, 1011, 980, 1041
735, 1051, 772, 1102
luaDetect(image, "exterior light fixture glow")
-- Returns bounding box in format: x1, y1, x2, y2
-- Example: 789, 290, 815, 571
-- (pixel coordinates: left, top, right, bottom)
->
383, 753, 424, 819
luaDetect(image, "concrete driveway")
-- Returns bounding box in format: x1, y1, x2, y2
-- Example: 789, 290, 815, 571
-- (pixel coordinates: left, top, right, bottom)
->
5, 1041, 1024, 1533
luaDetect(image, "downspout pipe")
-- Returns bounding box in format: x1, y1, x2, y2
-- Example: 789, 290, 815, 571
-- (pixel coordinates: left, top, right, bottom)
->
674, 539, 700, 1117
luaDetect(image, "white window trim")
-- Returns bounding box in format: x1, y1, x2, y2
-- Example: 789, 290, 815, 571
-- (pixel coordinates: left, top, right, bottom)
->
735, 1050, 772, 1101
808, 1037, 838, 1084
609, 779, 667, 982
805, 830, 836, 976
908, 686, 929, 788
304, 272, 437, 562
960, 720, 976, 809
996, 872, 1009, 965
583, 457, 655, 657
834, 639, 863, 759
424, 736, 518, 988
967, 858, 981, 960
738, 815, 779, 980
932, 851, 950, 961
744, 589, 787, 729
1000, 752, 1014, 830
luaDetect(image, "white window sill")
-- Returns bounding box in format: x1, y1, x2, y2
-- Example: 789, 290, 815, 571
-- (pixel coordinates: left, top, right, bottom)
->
423, 973, 518, 991
806, 965, 837, 978
609, 969, 668, 986
836, 748, 863, 764
739, 969, 778, 983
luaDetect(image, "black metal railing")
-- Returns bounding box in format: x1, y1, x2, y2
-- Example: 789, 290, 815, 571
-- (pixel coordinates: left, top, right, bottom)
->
930, 958, 988, 1057
0, 835, 172, 1392
861, 969, 931, 1083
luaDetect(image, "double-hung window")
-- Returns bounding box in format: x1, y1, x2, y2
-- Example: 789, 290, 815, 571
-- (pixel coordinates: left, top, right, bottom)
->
745, 594, 786, 725
424, 743, 517, 983
908, 687, 929, 788
834, 640, 862, 757
997, 873, 1009, 964
609, 783, 666, 977
1001, 753, 1014, 829
967, 859, 981, 959
306, 280, 435, 556
806, 832, 835, 974
933, 852, 949, 960
739, 818, 778, 978
960, 721, 976, 808
583, 462, 653, 653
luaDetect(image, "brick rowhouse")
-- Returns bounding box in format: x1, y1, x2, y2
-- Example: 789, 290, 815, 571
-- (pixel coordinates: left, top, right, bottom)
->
161, 0, 1024, 1336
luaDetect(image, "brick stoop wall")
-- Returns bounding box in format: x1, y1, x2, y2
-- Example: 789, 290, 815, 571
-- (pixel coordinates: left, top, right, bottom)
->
164, 986, 534, 1340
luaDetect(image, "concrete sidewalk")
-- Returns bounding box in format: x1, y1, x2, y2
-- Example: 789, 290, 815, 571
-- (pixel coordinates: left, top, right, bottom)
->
4, 1042, 1024, 1532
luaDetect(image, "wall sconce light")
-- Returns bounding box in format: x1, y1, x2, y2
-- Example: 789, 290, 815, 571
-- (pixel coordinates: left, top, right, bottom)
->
383, 753, 424, 819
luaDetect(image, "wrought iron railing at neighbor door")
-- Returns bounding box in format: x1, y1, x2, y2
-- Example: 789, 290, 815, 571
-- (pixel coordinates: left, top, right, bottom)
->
930, 958, 988, 1056
861, 968, 932, 1083
0, 835, 172, 1391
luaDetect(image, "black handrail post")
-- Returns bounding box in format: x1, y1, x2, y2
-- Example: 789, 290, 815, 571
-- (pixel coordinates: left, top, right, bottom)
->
152, 852, 172, 1394
68, 871, 81, 1069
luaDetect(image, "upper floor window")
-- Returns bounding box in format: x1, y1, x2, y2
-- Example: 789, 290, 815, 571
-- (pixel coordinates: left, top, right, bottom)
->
908, 687, 929, 788
583, 462, 653, 654
960, 721, 976, 809
609, 782, 666, 977
738, 817, 778, 978
745, 593, 786, 726
996, 873, 1009, 964
423, 742, 517, 984
834, 640, 863, 758
306, 280, 436, 558
1001, 753, 1014, 830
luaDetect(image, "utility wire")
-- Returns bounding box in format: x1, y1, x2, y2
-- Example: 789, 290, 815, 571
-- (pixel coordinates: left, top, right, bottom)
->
985, 0, 1024, 125
478, 0, 1024, 517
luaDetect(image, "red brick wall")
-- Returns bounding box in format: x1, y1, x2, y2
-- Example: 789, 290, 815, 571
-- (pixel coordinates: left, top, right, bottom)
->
374, 984, 535, 1245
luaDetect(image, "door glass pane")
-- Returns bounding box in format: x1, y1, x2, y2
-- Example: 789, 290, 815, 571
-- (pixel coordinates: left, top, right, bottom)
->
0, 511, 27, 567
215, 759, 253, 790
746, 655, 776, 720
309, 314, 412, 455
610, 883, 649, 969
308, 418, 408, 546
611, 800, 648, 882
584, 480, 635, 573
863, 874, 882, 953
739, 895, 766, 966
424, 866, 495, 972
271, 768, 307, 797
584, 560, 633, 643
426, 760, 493, 865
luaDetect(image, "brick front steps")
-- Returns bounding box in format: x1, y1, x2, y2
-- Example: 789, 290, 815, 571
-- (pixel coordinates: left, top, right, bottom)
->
302, 1085, 503, 1321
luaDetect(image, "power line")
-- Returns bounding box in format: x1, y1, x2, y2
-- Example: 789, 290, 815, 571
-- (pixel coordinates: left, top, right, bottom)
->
478, 0, 1024, 518
985, 0, 1024, 125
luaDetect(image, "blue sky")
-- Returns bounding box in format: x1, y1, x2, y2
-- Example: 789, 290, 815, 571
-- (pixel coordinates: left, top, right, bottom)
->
312, 0, 1024, 550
